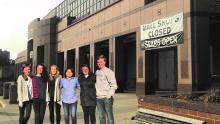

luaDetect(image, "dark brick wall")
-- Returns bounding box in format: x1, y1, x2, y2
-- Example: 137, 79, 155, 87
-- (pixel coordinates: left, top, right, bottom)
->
139, 101, 220, 124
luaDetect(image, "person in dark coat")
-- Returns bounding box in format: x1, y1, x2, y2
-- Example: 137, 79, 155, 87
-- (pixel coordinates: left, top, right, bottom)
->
78, 64, 96, 124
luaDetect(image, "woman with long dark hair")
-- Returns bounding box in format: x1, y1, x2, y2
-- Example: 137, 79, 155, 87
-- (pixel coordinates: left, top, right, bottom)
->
32, 63, 48, 124
60, 68, 80, 124
17, 63, 32, 124
78, 64, 96, 124
46, 64, 62, 124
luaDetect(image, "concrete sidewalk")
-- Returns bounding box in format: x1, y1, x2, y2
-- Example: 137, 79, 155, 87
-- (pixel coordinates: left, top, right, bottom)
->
0, 93, 137, 124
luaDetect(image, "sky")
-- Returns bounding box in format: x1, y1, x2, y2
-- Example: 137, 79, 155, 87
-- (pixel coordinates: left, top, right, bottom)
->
0, 0, 64, 60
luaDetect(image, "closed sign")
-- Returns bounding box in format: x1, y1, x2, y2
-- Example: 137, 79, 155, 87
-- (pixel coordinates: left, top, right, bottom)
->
141, 13, 183, 50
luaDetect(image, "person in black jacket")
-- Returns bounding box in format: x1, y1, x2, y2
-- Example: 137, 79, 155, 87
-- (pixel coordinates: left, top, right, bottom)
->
78, 64, 96, 124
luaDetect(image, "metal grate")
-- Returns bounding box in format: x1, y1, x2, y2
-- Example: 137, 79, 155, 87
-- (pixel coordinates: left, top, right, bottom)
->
132, 112, 192, 124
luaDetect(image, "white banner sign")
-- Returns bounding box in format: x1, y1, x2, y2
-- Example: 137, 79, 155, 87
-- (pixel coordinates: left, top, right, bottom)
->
140, 13, 184, 50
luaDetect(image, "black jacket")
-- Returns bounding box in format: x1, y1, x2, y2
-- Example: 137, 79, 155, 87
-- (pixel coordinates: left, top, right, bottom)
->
78, 73, 96, 106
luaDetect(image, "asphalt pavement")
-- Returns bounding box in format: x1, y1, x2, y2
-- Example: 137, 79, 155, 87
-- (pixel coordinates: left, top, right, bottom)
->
0, 93, 137, 124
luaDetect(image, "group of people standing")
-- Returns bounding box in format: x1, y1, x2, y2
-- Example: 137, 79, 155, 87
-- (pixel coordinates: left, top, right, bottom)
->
17, 55, 118, 124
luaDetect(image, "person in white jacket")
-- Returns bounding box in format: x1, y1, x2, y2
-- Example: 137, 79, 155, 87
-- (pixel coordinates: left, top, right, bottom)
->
17, 63, 32, 124
95, 55, 118, 124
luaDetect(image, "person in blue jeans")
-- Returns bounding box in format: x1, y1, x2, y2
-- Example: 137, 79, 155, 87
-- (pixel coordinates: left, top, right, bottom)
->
95, 55, 118, 124
60, 68, 80, 124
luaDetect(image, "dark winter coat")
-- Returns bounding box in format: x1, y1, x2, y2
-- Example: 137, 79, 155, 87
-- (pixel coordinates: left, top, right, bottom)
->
78, 73, 96, 106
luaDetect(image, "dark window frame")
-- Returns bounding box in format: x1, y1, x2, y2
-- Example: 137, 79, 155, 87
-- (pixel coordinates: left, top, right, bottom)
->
145, 0, 156, 5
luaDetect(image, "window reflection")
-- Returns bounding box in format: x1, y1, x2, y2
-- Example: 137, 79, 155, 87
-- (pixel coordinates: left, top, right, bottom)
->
56, 0, 119, 20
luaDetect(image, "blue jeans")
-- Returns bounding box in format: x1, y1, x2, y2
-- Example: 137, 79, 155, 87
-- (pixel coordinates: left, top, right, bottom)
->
62, 102, 77, 124
97, 97, 114, 124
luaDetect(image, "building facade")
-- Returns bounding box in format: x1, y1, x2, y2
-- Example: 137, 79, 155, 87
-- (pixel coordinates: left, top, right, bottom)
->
0, 50, 15, 82
27, 17, 58, 72
15, 50, 27, 78
25, 0, 220, 92
17, 0, 220, 122
55, 0, 192, 92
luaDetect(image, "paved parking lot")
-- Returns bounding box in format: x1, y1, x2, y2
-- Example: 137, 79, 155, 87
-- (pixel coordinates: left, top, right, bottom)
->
0, 93, 137, 124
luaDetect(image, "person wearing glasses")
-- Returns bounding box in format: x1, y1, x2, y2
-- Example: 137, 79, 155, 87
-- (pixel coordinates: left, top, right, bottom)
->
78, 64, 96, 124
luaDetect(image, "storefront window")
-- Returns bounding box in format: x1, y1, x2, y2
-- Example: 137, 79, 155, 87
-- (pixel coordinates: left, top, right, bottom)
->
77, 7, 80, 16
101, 0, 105, 8
87, 1, 90, 8
97, 1, 101, 10
93, 3, 97, 11
77, 0, 80, 6
90, 0, 94, 6
90, 6, 93, 13
105, 0, 110, 5
87, 8, 90, 14
84, 2, 87, 11
109, 0, 114, 4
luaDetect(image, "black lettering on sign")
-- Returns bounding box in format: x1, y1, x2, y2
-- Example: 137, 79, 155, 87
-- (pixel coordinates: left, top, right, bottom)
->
148, 27, 171, 39
141, 32, 183, 50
